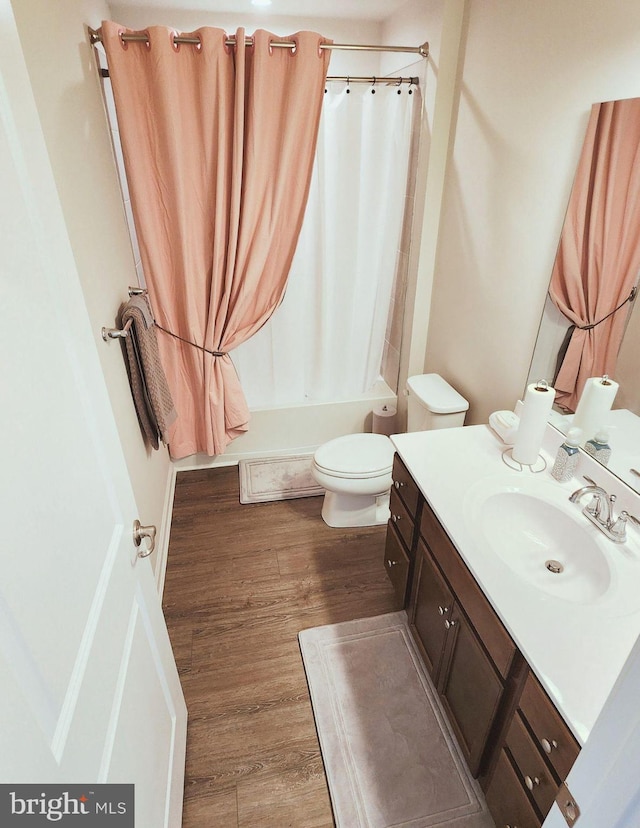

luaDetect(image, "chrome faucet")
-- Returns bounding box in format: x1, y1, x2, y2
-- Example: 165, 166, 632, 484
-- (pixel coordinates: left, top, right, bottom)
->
569, 476, 640, 543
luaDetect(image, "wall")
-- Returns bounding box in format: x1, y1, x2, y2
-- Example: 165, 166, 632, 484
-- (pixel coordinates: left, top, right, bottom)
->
11, 0, 174, 581
425, 0, 640, 425
379, 0, 442, 399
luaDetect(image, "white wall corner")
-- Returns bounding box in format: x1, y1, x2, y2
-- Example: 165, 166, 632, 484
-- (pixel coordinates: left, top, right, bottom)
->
154, 463, 178, 598
406, 0, 468, 380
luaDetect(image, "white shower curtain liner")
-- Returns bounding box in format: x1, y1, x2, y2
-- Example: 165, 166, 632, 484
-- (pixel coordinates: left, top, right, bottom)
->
231, 82, 416, 408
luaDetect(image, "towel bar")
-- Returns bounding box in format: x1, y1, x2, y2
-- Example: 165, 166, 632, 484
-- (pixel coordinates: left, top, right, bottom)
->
102, 287, 147, 340
102, 318, 133, 341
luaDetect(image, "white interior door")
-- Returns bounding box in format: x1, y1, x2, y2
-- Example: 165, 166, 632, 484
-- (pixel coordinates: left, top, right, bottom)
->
0, 4, 186, 825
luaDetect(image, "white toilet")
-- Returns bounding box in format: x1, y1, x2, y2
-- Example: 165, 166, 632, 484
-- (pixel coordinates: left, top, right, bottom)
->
312, 373, 469, 528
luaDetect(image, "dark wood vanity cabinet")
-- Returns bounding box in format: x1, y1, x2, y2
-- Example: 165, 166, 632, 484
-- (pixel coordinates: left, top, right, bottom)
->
383, 452, 581, 827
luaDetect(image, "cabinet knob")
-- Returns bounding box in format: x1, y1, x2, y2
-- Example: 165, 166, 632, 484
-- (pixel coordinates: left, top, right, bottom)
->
394, 480, 405, 489
444, 619, 457, 630
524, 775, 540, 791
386, 559, 397, 568
541, 738, 558, 754
438, 605, 449, 615
391, 514, 401, 523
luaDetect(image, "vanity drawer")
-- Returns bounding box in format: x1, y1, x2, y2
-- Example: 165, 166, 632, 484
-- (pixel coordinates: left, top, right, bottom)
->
392, 454, 420, 518
485, 748, 542, 828
519, 673, 581, 783
505, 711, 557, 818
420, 501, 516, 680
383, 525, 411, 607
389, 487, 414, 550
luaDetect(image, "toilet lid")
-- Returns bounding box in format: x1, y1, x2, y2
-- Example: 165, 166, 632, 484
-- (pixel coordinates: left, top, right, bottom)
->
406, 373, 469, 414
314, 434, 394, 479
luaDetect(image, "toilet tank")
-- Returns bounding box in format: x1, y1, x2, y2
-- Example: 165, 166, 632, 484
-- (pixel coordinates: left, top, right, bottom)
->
406, 374, 469, 432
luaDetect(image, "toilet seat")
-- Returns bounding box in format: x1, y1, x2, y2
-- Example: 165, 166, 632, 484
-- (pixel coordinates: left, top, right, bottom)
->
313, 434, 394, 479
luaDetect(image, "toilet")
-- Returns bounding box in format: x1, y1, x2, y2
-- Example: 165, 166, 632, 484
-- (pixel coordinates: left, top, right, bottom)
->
312, 373, 469, 528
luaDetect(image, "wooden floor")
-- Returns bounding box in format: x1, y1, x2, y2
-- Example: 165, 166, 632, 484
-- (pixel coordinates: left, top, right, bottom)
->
163, 466, 399, 827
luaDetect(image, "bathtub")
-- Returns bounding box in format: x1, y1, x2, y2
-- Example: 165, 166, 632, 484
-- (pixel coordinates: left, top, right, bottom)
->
173, 379, 398, 470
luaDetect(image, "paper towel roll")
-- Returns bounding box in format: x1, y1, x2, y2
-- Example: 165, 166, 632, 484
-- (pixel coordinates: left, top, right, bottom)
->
372, 404, 398, 436
512, 380, 555, 466
571, 375, 619, 443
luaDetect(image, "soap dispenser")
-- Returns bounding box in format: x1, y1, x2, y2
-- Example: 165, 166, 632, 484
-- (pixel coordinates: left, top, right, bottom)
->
551, 427, 582, 482
584, 428, 612, 466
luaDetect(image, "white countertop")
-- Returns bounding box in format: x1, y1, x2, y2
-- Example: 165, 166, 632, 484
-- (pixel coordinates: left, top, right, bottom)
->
391, 424, 640, 745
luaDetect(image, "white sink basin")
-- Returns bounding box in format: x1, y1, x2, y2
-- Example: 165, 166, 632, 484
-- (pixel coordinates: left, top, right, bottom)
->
464, 479, 612, 604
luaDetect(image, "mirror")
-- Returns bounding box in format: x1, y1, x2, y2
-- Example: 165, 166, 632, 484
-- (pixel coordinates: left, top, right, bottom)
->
528, 96, 640, 493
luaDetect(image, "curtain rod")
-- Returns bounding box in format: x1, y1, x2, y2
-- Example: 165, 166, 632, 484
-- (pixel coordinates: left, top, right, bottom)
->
98, 65, 419, 86
88, 27, 429, 58
327, 76, 419, 85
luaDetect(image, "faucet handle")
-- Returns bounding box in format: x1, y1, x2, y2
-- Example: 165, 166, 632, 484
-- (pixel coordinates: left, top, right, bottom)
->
610, 511, 640, 542
586, 493, 602, 517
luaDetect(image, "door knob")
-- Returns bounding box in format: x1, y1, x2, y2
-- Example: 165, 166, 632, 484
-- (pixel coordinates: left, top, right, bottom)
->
133, 520, 157, 558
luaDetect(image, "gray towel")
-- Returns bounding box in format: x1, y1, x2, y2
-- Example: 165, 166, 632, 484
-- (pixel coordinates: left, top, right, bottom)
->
120, 296, 177, 449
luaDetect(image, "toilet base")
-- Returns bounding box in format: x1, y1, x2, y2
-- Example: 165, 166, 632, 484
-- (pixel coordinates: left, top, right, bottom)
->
320, 490, 391, 528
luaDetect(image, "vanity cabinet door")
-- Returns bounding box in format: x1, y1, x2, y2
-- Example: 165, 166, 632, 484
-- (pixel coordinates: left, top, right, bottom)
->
439, 604, 503, 777
411, 539, 454, 679
383, 524, 411, 608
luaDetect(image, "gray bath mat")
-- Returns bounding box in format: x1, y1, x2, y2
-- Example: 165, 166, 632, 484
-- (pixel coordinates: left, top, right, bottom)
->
238, 453, 324, 503
299, 612, 495, 828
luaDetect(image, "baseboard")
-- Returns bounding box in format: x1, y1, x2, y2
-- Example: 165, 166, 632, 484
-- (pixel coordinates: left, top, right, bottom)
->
155, 463, 178, 599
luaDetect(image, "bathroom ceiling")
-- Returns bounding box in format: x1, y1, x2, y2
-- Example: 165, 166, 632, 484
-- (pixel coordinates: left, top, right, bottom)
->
111, 0, 408, 22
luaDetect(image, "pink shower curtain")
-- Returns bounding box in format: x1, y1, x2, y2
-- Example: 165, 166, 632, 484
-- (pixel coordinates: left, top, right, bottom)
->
102, 22, 331, 457
550, 98, 640, 411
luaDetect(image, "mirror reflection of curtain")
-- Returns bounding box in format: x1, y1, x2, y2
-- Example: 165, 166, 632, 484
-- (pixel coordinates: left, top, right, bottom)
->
550, 97, 640, 412
231, 82, 416, 407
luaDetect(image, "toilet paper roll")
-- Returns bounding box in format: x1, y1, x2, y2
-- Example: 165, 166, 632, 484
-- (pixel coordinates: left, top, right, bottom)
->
512, 380, 555, 466
372, 404, 398, 436
571, 375, 619, 443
